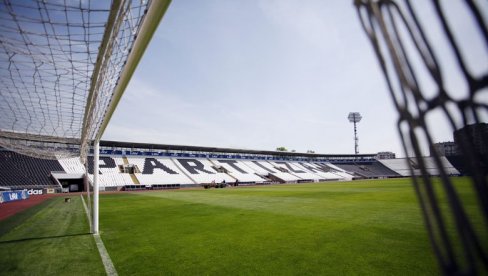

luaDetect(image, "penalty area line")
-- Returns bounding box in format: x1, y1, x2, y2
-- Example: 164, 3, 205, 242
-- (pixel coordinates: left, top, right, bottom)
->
80, 195, 118, 276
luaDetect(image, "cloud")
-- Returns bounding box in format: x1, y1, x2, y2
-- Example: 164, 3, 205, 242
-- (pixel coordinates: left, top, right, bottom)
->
258, 0, 341, 49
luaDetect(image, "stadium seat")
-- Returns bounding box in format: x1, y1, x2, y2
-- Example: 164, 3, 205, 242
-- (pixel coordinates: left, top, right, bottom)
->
0, 150, 64, 189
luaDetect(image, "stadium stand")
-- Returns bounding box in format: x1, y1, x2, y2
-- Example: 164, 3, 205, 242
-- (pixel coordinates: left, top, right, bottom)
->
58, 157, 85, 173
334, 162, 399, 178
175, 158, 235, 184
213, 160, 266, 183
377, 159, 412, 176
296, 162, 341, 181
59, 156, 134, 187
239, 160, 275, 181
240, 160, 300, 182
87, 156, 133, 187
241, 160, 275, 174
314, 163, 355, 180
272, 161, 317, 182
272, 161, 348, 182
379, 157, 459, 177
421, 157, 460, 176
127, 157, 194, 185
0, 141, 461, 190
0, 150, 63, 188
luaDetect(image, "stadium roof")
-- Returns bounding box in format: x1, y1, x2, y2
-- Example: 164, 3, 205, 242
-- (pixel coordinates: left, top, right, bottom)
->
99, 140, 377, 158
0, 0, 170, 161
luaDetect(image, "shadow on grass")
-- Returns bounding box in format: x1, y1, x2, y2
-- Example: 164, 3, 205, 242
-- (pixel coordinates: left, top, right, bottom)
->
0, 232, 92, 244
0, 197, 57, 237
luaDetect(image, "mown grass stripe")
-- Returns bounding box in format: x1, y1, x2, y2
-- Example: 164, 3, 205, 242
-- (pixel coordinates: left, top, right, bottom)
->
94, 234, 118, 276
0, 197, 56, 237
99, 179, 447, 275
0, 196, 105, 275
81, 194, 118, 276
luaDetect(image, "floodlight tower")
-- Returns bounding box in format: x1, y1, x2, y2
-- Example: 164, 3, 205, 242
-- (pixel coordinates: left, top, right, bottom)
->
348, 112, 362, 155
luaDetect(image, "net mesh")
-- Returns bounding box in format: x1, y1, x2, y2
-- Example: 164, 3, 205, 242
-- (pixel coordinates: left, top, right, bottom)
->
0, 0, 150, 161
355, 0, 487, 274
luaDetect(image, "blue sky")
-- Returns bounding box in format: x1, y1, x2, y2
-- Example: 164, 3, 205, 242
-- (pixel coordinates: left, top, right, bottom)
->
103, 1, 487, 157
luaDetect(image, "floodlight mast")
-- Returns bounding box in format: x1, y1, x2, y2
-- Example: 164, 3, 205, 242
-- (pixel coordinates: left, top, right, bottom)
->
348, 112, 362, 155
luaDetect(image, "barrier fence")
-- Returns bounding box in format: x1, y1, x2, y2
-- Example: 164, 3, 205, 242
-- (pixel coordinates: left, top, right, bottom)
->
0, 190, 29, 204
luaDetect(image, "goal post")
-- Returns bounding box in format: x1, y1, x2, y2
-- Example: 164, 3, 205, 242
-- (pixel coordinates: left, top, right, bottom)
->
94, 0, 172, 142
93, 141, 100, 234
88, 0, 171, 235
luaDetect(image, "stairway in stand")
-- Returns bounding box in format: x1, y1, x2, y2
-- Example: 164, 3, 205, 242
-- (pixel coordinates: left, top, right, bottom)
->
123, 156, 140, 184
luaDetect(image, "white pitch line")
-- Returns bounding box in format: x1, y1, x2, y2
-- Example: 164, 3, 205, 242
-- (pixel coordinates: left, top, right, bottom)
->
80, 195, 92, 231
93, 234, 118, 276
80, 195, 118, 276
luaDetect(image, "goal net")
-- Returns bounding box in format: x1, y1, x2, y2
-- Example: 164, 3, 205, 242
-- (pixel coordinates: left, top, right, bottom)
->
0, 0, 165, 162
355, 0, 487, 274
0, 0, 170, 232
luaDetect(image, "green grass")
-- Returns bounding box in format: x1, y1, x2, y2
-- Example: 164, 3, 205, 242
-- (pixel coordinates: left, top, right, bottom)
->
0, 196, 105, 275
2, 178, 484, 275
98, 178, 461, 275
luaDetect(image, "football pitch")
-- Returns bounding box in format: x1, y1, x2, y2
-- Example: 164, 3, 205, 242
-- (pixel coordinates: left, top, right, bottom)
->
0, 178, 484, 275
